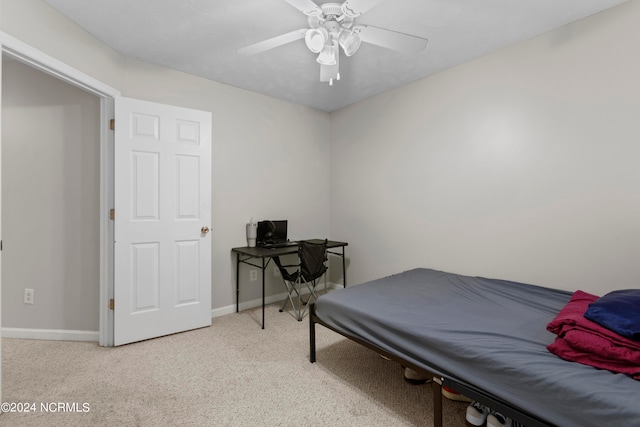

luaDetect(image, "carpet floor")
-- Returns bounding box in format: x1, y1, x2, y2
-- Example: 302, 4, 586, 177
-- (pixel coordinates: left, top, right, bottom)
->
0, 304, 470, 426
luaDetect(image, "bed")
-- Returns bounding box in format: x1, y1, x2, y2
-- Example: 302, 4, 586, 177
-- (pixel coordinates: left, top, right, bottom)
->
309, 268, 640, 427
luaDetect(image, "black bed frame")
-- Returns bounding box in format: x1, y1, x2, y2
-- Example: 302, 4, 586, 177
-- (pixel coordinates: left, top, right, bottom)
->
309, 303, 553, 427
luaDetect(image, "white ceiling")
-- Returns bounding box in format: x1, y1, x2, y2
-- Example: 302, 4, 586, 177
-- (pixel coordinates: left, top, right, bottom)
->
44, 0, 627, 112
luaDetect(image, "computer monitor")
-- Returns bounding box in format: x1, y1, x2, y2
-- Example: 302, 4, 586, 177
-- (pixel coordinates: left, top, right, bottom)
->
256, 220, 288, 246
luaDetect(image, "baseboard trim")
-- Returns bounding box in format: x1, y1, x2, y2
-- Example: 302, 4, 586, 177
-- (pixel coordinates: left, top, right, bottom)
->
1, 283, 343, 342
211, 281, 343, 319
2, 327, 100, 342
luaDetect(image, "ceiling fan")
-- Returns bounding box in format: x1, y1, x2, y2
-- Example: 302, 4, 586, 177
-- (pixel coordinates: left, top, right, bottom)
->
237, 0, 428, 85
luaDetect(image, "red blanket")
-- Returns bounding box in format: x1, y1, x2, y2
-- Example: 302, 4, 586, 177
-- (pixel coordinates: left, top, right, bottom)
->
546, 290, 640, 379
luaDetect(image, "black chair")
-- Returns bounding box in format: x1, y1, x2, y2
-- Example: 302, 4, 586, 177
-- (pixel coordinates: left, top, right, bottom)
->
273, 239, 328, 321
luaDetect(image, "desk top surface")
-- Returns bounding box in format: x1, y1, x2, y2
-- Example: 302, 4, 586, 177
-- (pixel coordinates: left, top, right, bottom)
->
232, 239, 347, 257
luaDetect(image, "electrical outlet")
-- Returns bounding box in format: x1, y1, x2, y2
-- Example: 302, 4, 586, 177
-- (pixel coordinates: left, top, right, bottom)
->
249, 269, 258, 282
24, 288, 35, 304
274, 266, 280, 277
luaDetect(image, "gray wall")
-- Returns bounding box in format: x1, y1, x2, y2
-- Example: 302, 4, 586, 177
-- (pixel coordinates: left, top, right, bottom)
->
2, 58, 100, 330
0, 0, 331, 331
1, 0, 638, 333
330, 1, 640, 295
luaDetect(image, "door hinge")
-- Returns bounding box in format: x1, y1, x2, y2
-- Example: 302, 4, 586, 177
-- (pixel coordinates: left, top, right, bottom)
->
109, 209, 115, 220
109, 119, 115, 130
109, 299, 115, 310
0, 240, 2, 251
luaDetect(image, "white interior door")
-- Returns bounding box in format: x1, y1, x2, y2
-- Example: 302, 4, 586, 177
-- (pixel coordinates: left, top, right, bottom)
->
114, 97, 212, 346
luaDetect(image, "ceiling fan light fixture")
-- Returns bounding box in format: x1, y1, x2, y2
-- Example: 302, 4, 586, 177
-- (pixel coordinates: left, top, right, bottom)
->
316, 41, 337, 66
338, 30, 361, 57
305, 27, 329, 53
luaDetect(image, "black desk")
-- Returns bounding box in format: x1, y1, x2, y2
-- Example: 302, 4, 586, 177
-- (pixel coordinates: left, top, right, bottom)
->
232, 239, 348, 328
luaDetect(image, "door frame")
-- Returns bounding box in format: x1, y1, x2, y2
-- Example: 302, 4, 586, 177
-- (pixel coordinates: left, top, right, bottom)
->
0, 31, 121, 347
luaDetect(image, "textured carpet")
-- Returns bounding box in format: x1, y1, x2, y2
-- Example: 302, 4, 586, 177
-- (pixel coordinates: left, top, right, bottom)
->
1, 304, 469, 426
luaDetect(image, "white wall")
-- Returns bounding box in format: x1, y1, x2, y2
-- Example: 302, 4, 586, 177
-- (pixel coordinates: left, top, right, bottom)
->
0, 0, 3, 397
330, 1, 640, 295
0, 0, 331, 322
2, 58, 100, 330
2, 0, 637, 335
120, 58, 331, 309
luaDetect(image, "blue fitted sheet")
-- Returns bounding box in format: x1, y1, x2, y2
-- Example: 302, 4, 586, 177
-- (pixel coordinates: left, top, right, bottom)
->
314, 268, 640, 427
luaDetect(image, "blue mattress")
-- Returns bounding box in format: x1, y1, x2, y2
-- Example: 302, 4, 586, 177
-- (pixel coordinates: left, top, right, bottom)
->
314, 268, 640, 427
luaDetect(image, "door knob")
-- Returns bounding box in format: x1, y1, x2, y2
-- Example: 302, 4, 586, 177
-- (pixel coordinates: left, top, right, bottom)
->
201, 226, 210, 234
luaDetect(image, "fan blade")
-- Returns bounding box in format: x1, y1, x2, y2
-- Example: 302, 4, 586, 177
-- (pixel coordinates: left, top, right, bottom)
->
356, 25, 428, 54
282, 0, 322, 16
238, 29, 307, 56
342, 0, 385, 15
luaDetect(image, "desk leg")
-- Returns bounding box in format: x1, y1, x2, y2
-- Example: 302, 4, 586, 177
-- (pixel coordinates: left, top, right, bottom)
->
309, 304, 316, 363
261, 257, 266, 329
342, 247, 347, 288
236, 253, 240, 313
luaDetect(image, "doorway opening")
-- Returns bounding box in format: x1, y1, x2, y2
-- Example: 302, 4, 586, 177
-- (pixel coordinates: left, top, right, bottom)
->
1, 32, 121, 347
1, 55, 102, 340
